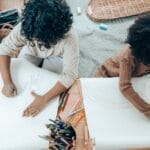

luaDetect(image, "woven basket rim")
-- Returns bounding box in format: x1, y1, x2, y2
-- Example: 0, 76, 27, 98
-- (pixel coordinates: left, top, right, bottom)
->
87, 0, 150, 22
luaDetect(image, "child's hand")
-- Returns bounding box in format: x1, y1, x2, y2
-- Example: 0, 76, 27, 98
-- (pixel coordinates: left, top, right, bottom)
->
2, 82, 17, 97
23, 92, 48, 117
144, 109, 150, 118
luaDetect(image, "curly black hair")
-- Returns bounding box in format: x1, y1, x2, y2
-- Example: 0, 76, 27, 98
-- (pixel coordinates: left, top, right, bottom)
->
21, 0, 73, 49
126, 13, 150, 65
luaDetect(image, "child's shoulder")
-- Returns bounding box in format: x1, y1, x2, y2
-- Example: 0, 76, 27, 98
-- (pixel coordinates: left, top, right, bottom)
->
65, 26, 78, 38
116, 45, 136, 68
62, 26, 78, 45
119, 45, 134, 61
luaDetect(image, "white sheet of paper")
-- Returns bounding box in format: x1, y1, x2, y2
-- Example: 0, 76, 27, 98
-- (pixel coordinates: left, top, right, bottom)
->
0, 59, 59, 150
81, 77, 150, 150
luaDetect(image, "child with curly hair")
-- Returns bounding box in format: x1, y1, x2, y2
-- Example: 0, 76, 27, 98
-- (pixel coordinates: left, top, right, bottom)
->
95, 14, 150, 116
0, 0, 79, 117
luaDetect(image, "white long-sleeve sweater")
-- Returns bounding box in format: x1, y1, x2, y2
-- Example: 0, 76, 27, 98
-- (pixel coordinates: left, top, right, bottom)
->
0, 23, 79, 88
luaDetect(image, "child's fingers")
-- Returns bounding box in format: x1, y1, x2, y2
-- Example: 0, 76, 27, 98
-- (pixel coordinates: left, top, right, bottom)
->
144, 110, 150, 118
2, 89, 15, 97
31, 111, 39, 117
23, 107, 39, 117
9, 89, 17, 97
23, 107, 33, 117
2, 83, 17, 97
13, 90, 17, 96
7, 92, 14, 97
31, 91, 39, 97
23, 108, 29, 117
7, 84, 17, 96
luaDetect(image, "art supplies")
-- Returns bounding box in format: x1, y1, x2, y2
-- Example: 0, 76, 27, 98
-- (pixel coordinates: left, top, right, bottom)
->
52, 81, 93, 149
76, 7, 82, 15
68, 110, 85, 127
40, 117, 76, 150
58, 90, 69, 114
69, 108, 83, 117
99, 23, 108, 31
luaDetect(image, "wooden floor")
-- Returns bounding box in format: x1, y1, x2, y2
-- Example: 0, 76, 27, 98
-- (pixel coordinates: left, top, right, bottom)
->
0, 0, 24, 10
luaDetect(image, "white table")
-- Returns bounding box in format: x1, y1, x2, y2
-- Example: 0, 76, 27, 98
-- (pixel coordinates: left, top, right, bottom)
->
0, 59, 59, 150
81, 77, 150, 150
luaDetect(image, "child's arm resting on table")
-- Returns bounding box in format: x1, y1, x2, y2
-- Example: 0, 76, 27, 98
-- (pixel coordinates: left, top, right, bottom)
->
119, 58, 150, 116
23, 81, 67, 117
0, 23, 26, 97
23, 28, 79, 117
0, 55, 17, 97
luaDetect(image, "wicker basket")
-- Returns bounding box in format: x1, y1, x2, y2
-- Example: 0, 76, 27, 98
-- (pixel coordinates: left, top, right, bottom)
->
87, 0, 150, 22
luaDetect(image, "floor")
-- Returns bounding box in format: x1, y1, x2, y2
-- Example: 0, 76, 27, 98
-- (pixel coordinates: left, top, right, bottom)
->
66, 0, 136, 77
0, 0, 136, 77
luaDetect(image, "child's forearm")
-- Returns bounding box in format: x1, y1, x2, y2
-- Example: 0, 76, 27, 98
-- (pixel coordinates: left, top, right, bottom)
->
43, 81, 67, 102
0, 55, 13, 84
119, 58, 150, 114
119, 82, 150, 113
23, 81, 68, 117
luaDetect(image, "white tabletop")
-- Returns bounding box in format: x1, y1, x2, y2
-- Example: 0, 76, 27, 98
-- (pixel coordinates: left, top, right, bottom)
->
0, 59, 59, 150
81, 77, 150, 150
